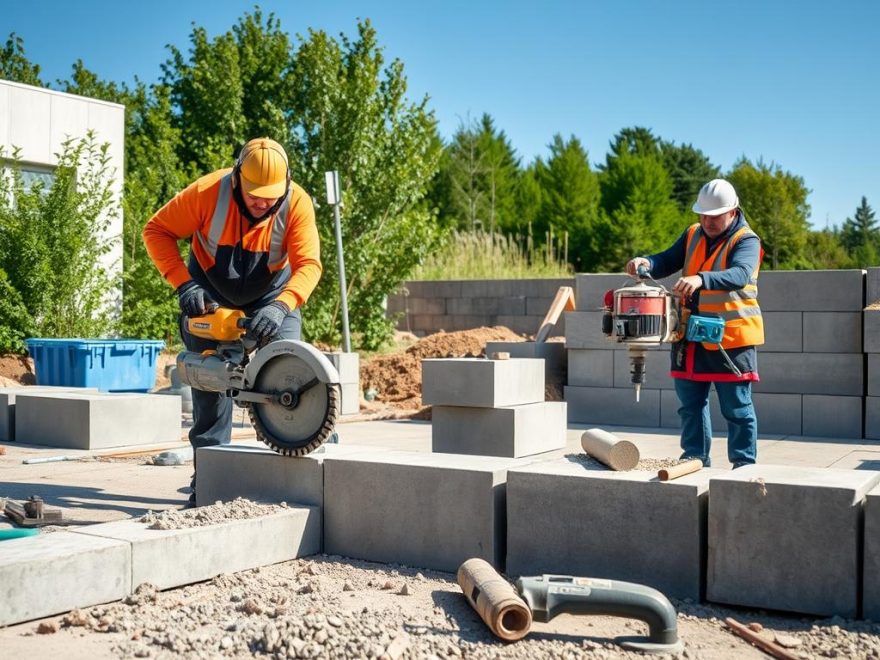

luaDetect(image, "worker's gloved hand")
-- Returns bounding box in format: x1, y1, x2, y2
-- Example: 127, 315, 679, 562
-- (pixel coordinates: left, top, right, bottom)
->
177, 281, 218, 317
248, 301, 290, 342
626, 257, 651, 277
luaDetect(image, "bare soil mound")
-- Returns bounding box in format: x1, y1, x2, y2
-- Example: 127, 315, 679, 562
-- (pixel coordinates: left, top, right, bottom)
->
361, 326, 523, 411
0, 354, 35, 385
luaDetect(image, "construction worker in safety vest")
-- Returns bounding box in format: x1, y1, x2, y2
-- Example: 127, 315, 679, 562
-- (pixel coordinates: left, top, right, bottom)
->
143, 137, 321, 503
626, 179, 763, 469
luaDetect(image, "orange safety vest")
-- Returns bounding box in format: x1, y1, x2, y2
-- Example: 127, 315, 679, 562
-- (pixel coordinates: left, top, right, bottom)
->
682, 223, 764, 350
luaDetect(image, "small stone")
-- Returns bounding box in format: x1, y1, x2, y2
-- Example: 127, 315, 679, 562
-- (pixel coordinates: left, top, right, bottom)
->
748, 622, 764, 632
63, 609, 90, 627
342, 582, 355, 592
298, 583, 314, 595
314, 629, 328, 644
220, 636, 234, 649
36, 621, 59, 634
307, 564, 319, 576
398, 583, 411, 596
382, 580, 395, 590
327, 616, 344, 628
240, 599, 262, 615
774, 634, 802, 648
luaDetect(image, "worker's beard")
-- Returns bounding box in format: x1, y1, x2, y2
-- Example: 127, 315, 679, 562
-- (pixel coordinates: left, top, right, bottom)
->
232, 175, 287, 223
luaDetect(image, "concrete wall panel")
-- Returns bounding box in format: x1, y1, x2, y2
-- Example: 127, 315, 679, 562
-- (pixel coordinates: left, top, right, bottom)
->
802, 395, 863, 439
803, 312, 862, 353
565, 386, 660, 426
707, 465, 880, 617
507, 462, 719, 600
567, 349, 614, 388
753, 353, 863, 396
759, 270, 865, 312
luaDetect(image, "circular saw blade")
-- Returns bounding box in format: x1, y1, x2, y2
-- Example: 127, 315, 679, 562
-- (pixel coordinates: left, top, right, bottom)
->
246, 353, 339, 456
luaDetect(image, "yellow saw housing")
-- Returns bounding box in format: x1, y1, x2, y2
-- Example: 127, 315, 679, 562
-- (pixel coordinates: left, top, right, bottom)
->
187, 308, 247, 341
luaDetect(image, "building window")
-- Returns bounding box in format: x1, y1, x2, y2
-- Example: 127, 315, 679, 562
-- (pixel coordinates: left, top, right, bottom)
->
19, 165, 56, 193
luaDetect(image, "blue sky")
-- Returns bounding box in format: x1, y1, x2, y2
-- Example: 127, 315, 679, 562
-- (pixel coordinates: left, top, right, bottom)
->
5, 0, 878, 228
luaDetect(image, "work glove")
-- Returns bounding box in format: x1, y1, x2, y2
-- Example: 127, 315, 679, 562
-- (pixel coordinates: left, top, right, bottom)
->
248, 301, 289, 342
177, 281, 218, 317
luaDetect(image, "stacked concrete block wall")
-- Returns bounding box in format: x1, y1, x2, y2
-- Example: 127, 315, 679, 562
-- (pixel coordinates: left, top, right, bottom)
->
423, 358, 566, 458
324, 352, 360, 415
566, 270, 867, 438
707, 464, 880, 617
864, 267, 880, 439
386, 278, 574, 337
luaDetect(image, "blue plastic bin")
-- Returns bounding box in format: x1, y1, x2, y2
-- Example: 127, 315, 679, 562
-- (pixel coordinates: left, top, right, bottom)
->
25, 339, 165, 392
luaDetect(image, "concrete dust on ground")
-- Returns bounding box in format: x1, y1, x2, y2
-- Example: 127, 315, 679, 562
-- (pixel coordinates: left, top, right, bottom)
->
2, 549, 879, 659
140, 498, 287, 530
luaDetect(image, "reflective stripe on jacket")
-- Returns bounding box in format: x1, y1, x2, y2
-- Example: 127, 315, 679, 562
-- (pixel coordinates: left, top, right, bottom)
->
682, 223, 765, 350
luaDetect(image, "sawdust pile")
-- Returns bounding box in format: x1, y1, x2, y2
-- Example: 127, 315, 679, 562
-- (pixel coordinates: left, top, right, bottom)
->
140, 498, 287, 530
360, 326, 524, 410
0, 354, 35, 386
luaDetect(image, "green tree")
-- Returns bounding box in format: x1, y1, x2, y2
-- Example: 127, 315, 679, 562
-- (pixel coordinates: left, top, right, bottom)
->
532, 134, 600, 270
598, 129, 682, 269
286, 20, 441, 348
660, 141, 721, 213
430, 114, 520, 233
0, 134, 118, 339
727, 158, 811, 269
803, 228, 850, 270
0, 32, 43, 86
840, 196, 878, 268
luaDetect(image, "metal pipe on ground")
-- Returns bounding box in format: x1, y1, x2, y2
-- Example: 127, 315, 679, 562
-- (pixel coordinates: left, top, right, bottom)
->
581, 428, 640, 471
457, 558, 532, 641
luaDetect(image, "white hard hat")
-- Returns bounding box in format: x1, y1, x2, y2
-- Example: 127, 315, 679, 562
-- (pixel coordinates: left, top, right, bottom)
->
692, 179, 739, 215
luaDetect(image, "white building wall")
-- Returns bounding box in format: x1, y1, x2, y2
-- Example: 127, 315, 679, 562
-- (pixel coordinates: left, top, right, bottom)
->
0, 80, 125, 307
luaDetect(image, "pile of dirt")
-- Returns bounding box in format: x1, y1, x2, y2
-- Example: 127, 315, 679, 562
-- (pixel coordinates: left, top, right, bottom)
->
0, 354, 35, 386
360, 327, 524, 411
140, 498, 287, 530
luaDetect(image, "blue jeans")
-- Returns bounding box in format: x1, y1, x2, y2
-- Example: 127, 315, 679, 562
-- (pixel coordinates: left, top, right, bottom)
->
180, 308, 302, 453
673, 378, 757, 467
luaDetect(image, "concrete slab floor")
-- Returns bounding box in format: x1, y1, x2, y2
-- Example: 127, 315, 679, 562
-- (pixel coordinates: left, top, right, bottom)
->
3, 419, 880, 525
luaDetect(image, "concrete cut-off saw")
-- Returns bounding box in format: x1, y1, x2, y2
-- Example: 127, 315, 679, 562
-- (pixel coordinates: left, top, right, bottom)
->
602, 266, 741, 401
175, 307, 340, 455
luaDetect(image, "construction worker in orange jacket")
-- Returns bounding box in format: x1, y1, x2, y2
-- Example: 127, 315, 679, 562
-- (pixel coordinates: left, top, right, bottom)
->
143, 137, 322, 503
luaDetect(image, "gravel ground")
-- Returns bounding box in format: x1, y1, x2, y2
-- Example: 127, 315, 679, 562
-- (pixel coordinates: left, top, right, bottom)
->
4, 551, 880, 659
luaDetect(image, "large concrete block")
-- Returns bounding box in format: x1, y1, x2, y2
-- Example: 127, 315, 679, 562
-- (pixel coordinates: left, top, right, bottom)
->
14, 392, 181, 449
196, 443, 378, 508
402, 280, 462, 299
660, 390, 802, 436
612, 348, 673, 390
0, 386, 98, 442
323, 352, 360, 384
864, 483, 880, 620
565, 386, 660, 426
865, 310, 880, 353
867, 397, 880, 440
564, 311, 614, 350
507, 461, 721, 600
759, 270, 865, 312
762, 312, 803, 352
567, 349, 614, 388
340, 382, 360, 415
0, 532, 130, 626
753, 352, 863, 396
485, 341, 567, 385
324, 451, 528, 571
459, 280, 517, 297
869, 355, 880, 398
802, 395, 862, 439
517, 278, 575, 298
707, 464, 880, 617
868, 268, 880, 306
432, 402, 567, 458
803, 312, 862, 353
421, 358, 544, 407
75, 508, 320, 591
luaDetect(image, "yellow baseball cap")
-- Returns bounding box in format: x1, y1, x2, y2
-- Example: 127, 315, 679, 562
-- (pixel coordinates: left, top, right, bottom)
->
237, 138, 289, 198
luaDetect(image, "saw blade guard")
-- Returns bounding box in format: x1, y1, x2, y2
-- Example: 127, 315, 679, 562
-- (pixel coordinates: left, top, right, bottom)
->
244, 340, 341, 456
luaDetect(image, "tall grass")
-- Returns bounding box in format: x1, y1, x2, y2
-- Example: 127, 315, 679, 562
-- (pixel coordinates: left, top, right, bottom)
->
412, 229, 572, 280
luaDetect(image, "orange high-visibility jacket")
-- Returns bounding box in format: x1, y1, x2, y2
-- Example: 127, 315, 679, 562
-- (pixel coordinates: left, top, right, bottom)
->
682, 223, 764, 350
143, 169, 321, 310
